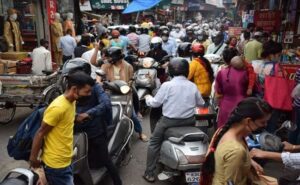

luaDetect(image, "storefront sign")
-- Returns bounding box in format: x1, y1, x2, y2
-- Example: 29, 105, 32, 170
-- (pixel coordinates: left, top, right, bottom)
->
254, 10, 281, 32
228, 27, 243, 36
80, 0, 92, 11
46, 0, 57, 24
90, 0, 129, 10
171, 0, 184, 5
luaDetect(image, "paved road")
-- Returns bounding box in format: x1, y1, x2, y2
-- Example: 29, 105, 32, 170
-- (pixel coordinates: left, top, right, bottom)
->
0, 108, 284, 184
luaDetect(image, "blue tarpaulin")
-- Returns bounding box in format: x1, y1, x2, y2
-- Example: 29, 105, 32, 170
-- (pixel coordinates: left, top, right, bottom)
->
122, 0, 162, 14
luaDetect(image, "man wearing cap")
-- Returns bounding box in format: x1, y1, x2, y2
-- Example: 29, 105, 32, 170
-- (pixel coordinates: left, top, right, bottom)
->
244, 31, 263, 63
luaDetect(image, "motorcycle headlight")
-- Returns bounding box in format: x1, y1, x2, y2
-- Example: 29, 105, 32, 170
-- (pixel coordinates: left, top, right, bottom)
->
175, 148, 188, 165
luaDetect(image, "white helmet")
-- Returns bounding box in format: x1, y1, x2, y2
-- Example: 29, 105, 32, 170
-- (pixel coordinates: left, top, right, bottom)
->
151, 36, 163, 44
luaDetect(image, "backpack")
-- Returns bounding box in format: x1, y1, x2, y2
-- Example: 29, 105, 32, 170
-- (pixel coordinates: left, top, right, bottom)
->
7, 106, 45, 161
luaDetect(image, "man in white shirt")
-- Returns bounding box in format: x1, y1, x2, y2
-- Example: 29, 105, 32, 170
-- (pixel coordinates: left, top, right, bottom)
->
82, 40, 102, 79
206, 32, 227, 56
31, 39, 52, 75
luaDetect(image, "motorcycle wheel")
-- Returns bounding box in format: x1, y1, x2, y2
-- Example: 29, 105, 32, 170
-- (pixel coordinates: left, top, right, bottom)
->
0, 102, 16, 125
44, 87, 62, 105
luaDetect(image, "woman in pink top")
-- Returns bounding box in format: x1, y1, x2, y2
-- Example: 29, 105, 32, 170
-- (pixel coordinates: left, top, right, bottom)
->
215, 48, 248, 128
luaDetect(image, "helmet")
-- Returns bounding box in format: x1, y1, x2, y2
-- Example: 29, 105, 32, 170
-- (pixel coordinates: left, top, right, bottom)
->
191, 43, 205, 56
150, 37, 163, 49
168, 57, 189, 77
111, 29, 120, 38
106, 47, 124, 64
177, 42, 191, 57
62, 58, 91, 75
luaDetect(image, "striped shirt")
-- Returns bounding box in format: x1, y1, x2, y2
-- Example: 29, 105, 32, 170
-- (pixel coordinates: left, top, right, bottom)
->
281, 152, 300, 169
294, 68, 300, 107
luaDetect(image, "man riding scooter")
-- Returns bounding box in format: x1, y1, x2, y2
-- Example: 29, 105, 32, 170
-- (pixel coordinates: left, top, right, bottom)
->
143, 58, 205, 182
67, 59, 123, 185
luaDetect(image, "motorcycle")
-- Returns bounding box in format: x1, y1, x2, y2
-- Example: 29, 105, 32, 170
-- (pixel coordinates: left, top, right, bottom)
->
73, 71, 135, 185
150, 105, 216, 184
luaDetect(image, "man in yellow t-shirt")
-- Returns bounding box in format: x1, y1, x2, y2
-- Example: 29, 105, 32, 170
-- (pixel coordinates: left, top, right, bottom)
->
29, 71, 94, 185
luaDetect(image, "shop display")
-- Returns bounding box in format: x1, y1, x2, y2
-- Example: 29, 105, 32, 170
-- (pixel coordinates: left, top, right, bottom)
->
3, 8, 24, 52
63, 12, 76, 37
51, 13, 63, 65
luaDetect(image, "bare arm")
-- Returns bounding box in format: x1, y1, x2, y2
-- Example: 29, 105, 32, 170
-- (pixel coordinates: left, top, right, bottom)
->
29, 122, 53, 168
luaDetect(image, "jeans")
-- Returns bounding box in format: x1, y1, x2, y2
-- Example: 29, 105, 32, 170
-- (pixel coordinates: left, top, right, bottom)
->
88, 135, 122, 185
145, 116, 195, 175
44, 164, 74, 185
132, 110, 142, 134
289, 107, 300, 145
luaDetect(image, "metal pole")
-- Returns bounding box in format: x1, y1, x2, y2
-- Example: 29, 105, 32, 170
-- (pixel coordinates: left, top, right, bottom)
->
135, 11, 140, 23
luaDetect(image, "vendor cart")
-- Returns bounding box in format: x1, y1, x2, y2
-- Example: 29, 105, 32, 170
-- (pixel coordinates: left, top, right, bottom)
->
0, 72, 63, 125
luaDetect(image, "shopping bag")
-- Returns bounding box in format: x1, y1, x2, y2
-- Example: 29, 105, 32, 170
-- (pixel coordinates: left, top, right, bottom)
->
264, 64, 295, 111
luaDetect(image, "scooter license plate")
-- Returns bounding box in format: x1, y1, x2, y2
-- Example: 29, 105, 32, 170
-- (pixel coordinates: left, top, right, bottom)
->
185, 172, 200, 183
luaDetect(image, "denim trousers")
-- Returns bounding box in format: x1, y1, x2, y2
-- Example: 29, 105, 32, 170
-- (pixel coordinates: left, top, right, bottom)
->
43, 164, 74, 185
132, 110, 142, 133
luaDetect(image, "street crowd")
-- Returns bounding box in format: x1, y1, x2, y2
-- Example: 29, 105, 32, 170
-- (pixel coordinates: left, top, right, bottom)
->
18, 15, 300, 185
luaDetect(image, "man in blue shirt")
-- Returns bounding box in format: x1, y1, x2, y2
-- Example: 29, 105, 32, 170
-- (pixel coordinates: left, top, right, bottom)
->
71, 59, 122, 185
143, 58, 205, 182
161, 30, 177, 57
59, 29, 77, 63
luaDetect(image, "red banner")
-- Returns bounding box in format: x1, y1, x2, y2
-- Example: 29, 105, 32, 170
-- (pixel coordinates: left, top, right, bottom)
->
46, 0, 57, 24
254, 10, 281, 32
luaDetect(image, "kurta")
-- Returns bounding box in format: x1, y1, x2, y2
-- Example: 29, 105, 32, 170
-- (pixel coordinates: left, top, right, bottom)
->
50, 21, 63, 52
215, 67, 248, 128
4, 21, 23, 51
63, 20, 76, 37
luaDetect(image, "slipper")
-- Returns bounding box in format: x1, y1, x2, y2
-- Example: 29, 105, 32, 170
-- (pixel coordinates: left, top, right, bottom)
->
139, 133, 149, 142
143, 174, 155, 183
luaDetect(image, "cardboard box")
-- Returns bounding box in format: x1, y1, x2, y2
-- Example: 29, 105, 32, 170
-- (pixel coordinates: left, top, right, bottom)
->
0, 52, 29, 61
0, 60, 18, 73
0, 63, 4, 74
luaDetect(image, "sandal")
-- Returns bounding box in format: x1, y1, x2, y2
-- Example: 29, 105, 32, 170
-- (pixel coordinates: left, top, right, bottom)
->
143, 173, 155, 183
139, 133, 148, 142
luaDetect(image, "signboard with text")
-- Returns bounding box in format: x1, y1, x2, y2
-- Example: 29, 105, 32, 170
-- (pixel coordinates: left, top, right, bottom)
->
46, 0, 57, 24
90, 0, 129, 10
254, 10, 281, 32
228, 27, 243, 36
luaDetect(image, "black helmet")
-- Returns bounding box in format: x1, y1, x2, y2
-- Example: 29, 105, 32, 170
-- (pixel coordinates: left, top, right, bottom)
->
177, 42, 191, 57
168, 57, 189, 77
106, 47, 125, 64
62, 58, 91, 76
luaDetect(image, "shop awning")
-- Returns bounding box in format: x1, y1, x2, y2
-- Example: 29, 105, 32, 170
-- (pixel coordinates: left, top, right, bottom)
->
122, 0, 162, 14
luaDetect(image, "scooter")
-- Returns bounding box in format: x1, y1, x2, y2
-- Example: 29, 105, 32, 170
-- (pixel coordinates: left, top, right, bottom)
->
246, 120, 296, 152
72, 74, 134, 185
134, 55, 171, 115
150, 105, 216, 184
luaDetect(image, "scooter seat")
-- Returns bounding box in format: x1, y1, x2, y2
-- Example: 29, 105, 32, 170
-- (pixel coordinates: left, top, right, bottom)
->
164, 126, 204, 141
